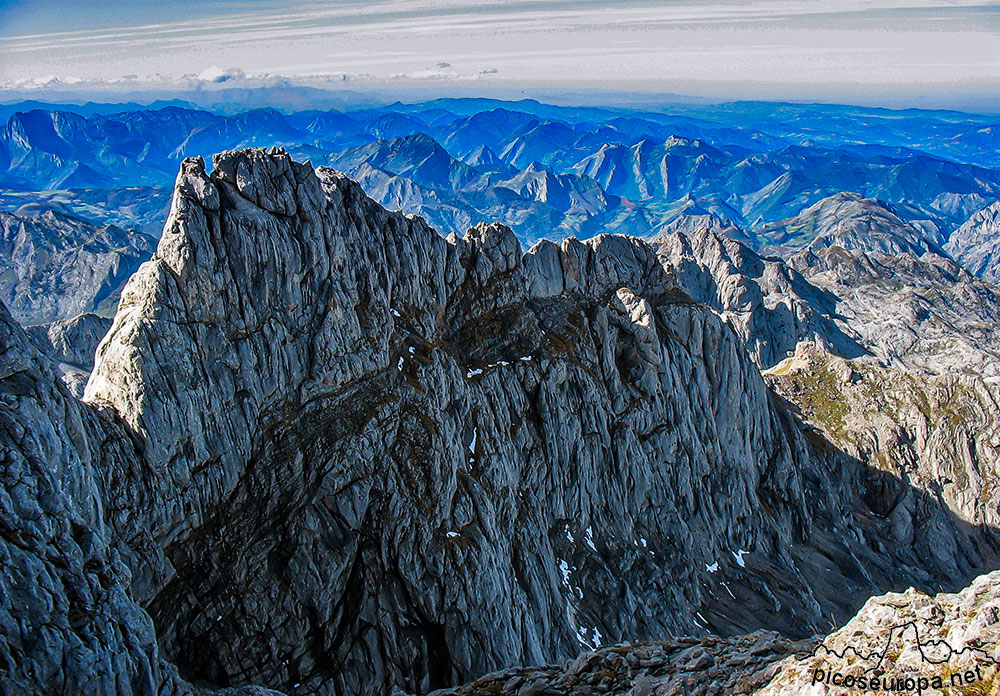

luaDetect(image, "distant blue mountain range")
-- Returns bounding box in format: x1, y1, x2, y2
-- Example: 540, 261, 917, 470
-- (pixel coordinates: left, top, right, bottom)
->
0, 98, 997, 250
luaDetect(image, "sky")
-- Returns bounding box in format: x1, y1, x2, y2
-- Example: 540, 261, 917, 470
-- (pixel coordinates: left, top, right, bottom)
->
0, 0, 998, 109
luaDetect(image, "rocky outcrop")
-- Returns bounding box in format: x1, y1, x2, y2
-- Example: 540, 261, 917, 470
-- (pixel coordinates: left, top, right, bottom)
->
654, 228, 868, 370
2, 149, 998, 696
759, 570, 1000, 695
0, 209, 156, 325
653, 222, 1000, 381
427, 632, 819, 696
766, 343, 1000, 536
946, 200, 1000, 284
24, 312, 112, 396
0, 301, 279, 696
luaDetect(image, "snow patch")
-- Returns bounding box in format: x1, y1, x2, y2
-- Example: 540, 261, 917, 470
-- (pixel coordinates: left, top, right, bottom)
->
733, 549, 749, 567
558, 559, 571, 586
706, 561, 719, 573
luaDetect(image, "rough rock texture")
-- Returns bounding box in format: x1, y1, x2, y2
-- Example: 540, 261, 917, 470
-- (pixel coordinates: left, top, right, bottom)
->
25, 312, 112, 396
426, 631, 819, 696
0, 301, 279, 696
84, 150, 996, 693
0, 209, 156, 325
654, 225, 1000, 382
2, 149, 998, 696
946, 200, 1000, 285
787, 244, 1000, 381
654, 229, 867, 370
428, 571, 1000, 696
759, 570, 1000, 695
766, 343, 1000, 540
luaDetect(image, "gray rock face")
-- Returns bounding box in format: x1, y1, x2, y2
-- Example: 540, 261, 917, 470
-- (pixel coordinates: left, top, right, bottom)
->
0, 301, 279, 696
428, 631, 819, 696
946, 200, 1000, 284
0, 209, 156, 325
24, 312, 112, 396
786, 245, 1000, 381
655, 222, 1000, 382
2, 149, 998, 696
766, 343, 1000, 540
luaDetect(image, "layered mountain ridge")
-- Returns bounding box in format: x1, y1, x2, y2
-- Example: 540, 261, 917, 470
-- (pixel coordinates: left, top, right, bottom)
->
2, 103, 998, 253
2, 148, 998, 695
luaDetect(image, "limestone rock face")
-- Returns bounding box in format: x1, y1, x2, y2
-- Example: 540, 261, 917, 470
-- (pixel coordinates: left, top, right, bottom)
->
765, 343, 1000, 540
0, 302, 278, 696
946, 200, 1000, 285
2, 149, 998, 696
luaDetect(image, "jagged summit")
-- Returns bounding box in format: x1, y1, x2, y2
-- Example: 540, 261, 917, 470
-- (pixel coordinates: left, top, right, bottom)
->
2, 148, 998, 696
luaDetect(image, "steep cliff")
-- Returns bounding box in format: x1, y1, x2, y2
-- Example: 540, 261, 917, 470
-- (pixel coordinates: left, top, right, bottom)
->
1, 149, 997, 696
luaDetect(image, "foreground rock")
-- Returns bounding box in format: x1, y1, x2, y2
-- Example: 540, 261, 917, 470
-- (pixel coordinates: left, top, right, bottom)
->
426, 632, 818, 696
2, 149, 997, 695
759, 570, 1000, 695
428, 571, 1000, 696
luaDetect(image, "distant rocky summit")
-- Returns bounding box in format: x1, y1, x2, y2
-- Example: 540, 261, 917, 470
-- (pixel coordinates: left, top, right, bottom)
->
0, 208, 156, 324
947, 200, 1000, 285
24, 312, 111, 396
1, 149, 997, 696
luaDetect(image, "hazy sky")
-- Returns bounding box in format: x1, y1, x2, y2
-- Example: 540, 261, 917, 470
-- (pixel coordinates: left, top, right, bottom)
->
1, 0, 998, 107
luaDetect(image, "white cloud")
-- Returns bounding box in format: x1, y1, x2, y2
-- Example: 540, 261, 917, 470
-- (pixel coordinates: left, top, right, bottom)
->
197, 66, 246, 83
0, 0, 996, 106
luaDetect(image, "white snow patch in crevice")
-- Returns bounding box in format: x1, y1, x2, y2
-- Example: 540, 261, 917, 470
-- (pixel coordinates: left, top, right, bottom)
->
733, 549, 749, 567
584, 525, 596, 551
558, 559, 571, 586
446, 531, 460, 539
397, 357, 404, 371
706, 561, 719, 573
390, 308, 401, 317
466, 368, 483, 378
